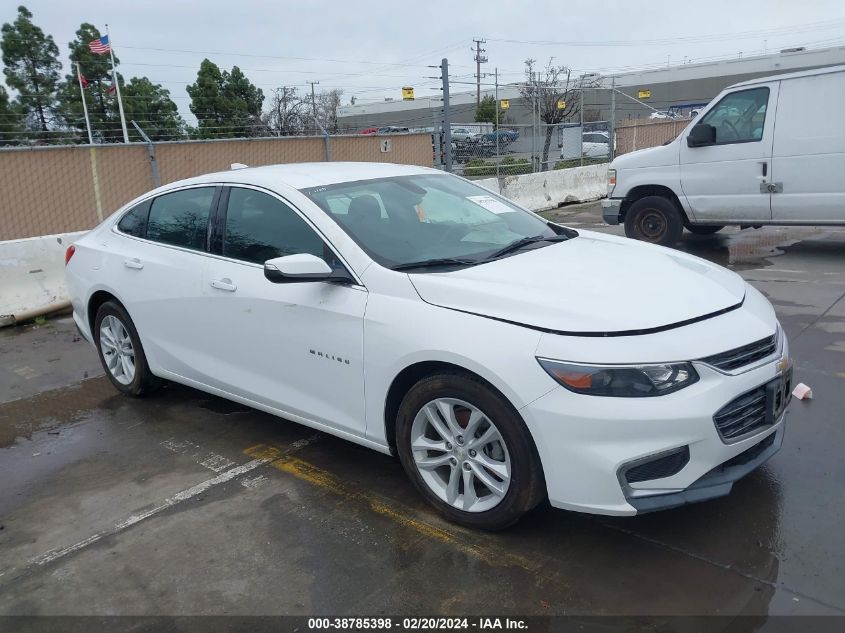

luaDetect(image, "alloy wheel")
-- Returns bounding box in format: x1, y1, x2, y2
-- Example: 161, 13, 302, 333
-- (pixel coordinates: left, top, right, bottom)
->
99, 315, 136, 386
410, 398, 511, 512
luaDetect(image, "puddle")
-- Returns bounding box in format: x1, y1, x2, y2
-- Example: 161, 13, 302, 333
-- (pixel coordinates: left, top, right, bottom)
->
677, 226, 820, 271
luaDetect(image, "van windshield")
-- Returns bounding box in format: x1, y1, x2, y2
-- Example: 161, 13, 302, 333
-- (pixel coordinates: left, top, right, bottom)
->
301, 174, 573, 269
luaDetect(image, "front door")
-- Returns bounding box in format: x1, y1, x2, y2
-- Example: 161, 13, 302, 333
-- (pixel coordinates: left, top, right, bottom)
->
201, 186, 368, 436
679, 83, 778, 223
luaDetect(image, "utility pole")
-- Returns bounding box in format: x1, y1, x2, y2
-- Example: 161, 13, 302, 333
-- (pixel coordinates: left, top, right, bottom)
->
308, 80, 320, 135
495, 67, 500, 179
609, 76, 616, 161
441, 58, 452, 173
473, 38, 487, 106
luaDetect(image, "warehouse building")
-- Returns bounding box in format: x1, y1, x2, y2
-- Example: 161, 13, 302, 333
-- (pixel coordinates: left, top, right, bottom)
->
337, 45, 845, 131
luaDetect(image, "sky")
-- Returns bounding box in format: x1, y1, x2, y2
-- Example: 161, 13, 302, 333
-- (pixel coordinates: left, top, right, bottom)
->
6, 0, 845, 124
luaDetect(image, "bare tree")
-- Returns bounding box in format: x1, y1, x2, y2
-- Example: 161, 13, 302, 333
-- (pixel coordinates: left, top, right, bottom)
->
264, 86, 308, 136
316, 89, 343, 133
519, 59, 597, 170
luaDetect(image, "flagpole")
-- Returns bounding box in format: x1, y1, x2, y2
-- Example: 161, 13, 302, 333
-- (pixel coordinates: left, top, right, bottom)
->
76, 62, 93, 145
106, 24, 130, 143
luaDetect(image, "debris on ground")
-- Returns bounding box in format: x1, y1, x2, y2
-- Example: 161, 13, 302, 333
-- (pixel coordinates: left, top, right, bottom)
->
792, 383, 813, 400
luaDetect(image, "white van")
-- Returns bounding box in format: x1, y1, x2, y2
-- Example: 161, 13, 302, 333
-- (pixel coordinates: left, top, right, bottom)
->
602, 65, 845, 245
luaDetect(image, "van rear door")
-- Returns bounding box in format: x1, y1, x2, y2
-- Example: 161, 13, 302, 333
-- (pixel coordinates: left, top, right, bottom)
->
679, 82, 778, 223
771, 70, 845, 223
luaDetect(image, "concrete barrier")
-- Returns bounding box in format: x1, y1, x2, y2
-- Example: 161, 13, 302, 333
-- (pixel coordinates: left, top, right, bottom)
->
0, 231, 86, 326
496, 163, 608, 211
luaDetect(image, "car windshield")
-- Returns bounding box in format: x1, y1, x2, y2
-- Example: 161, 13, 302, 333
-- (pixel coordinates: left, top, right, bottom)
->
301, 174, 570, 269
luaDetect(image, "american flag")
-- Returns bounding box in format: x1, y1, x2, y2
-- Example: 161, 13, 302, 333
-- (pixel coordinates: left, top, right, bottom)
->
88, 35, 110, 55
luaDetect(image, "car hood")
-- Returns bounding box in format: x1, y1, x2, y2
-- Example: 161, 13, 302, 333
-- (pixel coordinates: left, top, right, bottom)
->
612, 141, 680, 169
408, 231, 746, 335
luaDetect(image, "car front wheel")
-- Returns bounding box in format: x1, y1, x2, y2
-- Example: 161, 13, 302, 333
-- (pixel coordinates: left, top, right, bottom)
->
94, 300, 161, 396
396, 372, 545, 531
624, 195, 684, 246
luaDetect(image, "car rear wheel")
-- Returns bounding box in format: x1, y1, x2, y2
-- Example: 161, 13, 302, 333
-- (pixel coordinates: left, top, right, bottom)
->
94, 301, 161, 397
624, 195, 684, 246
686, 224, 725, 235
396, 372, 545, 531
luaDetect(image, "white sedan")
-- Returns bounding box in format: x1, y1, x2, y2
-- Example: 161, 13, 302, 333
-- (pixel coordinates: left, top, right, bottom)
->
65, 162, 792, 530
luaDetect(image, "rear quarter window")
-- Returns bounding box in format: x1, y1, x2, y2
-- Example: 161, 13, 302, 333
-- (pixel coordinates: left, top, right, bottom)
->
117, 200, 150, 238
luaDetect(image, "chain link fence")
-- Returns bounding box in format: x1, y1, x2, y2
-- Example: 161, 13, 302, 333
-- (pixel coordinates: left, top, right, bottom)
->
437, 121, 611, 179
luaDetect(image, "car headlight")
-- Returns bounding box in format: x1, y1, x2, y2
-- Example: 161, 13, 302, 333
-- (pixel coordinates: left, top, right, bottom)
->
537, 358, 699, 397
607, 168, 616, 194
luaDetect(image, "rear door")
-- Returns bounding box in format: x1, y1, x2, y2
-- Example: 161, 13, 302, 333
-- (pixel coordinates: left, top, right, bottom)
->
679, 83, 778, 222
201, 185, 368, 435
112, 185, 220, 383
771, 71, 845, 223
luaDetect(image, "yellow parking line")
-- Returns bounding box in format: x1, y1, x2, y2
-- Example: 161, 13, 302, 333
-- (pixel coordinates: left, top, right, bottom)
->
243, 444, 546, 575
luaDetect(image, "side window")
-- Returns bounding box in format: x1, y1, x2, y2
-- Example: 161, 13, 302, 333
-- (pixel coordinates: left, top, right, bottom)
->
700, 87, 770, 144
146, 188, 215, 251
223, 188, 327, 265
117, 200, 150, 238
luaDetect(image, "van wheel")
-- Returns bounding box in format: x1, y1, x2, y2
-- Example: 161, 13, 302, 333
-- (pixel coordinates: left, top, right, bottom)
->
94, 301, 161, 397
395, 372, 545, 531
624, 196, 684, 246
686, 224, 724, 235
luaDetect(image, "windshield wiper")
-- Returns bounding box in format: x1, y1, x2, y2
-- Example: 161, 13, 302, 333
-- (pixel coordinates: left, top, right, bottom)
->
392, 257, 479, 271
486, 234, 572, 260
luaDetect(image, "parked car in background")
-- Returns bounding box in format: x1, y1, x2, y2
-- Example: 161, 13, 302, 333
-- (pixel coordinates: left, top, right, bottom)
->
562, 131, 610, 159
451, 127, 475, 141
648, 110, 683, 120
603, 65, 845, 245
360, 127, 379, 135
66, 162, 791, 530
474, 128, 520, 149
377, 126, 410, 134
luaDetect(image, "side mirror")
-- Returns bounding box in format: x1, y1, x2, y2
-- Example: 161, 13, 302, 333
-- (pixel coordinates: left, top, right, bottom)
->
264, 253, 351, 284
687, 123, 716, 148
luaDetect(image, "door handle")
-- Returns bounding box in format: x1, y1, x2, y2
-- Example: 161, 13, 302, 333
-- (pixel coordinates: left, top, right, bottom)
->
123, 258, 143, 270
210, 278, 237, 292
761, 161, 768, 177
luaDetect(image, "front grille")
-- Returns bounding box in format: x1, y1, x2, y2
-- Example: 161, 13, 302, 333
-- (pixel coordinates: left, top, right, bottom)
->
713, 385, 768, 440
624, 446, 690, 484
700, 333, 777, 371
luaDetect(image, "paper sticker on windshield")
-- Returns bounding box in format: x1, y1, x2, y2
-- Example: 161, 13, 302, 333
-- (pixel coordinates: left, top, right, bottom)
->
467, 195, 515, 214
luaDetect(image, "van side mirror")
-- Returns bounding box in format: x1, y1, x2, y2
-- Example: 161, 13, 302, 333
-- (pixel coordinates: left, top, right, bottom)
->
264, 254, 354, 284
687, 123, 716, 148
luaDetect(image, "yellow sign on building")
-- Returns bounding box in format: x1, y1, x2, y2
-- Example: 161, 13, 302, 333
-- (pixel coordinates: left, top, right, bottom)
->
500, 99, 510, 110
638, 89, 652, 100
556, 99, 566, 110
402, 86, 415, 101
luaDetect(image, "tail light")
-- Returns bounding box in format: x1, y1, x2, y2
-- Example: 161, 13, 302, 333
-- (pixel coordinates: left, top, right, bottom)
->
65, 244, 76, 266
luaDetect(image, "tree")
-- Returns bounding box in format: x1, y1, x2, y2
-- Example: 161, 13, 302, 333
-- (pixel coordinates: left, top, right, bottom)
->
316, 88, 342, 133
1, 5, 62, 133
0, 85, 24, 144
474, 95, 506, 126
264, 86, 307, 136
56, 23, 124, 142
518, 58, 593, 170
122, 77, 184, 141
186, 59, 265, 138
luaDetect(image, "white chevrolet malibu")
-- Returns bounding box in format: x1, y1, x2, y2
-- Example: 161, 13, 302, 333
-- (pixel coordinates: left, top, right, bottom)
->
65, 162, 792, 530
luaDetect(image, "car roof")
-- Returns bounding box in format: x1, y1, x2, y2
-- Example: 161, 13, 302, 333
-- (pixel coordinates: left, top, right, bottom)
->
730, 63, 845, 88
162, 161, 440, 191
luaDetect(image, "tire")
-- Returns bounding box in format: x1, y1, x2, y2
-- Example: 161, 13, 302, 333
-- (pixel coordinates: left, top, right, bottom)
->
94, 300, 161, 397
686, 224, 725, 235
395, 372, 545, 531
624, 195, 684, 246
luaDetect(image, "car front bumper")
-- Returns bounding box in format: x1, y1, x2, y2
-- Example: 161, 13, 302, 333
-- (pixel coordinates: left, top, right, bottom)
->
521, 347, 790, 516
601, 197, 623, 225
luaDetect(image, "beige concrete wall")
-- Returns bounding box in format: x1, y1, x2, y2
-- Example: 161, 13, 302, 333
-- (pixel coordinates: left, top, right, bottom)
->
0, 133, 432, 241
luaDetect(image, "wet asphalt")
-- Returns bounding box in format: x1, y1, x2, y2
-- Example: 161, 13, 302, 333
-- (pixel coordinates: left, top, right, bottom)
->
0, 203, 844, 618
